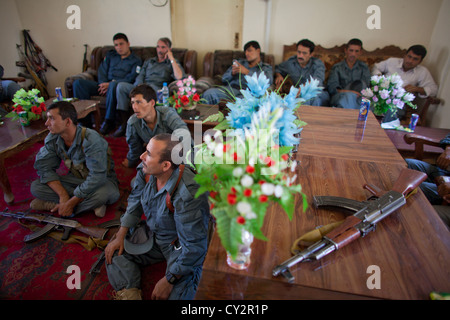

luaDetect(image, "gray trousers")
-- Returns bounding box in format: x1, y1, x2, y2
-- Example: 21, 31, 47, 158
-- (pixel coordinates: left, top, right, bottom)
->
105, 239, 202, 300
30, 175, 120, 217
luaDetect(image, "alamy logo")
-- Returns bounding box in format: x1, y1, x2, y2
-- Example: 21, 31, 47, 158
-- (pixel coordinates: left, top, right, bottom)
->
66, 265, 81, 290
366, 265, 381, 289
66, 5, 81, 30
367, 5, 381, 30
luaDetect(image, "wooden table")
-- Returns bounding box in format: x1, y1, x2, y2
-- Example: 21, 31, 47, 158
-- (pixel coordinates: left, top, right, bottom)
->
195, 106, 450, 300
0, 99, 101, 204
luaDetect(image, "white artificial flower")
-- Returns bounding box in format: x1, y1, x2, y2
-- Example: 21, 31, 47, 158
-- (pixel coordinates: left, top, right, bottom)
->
274, 185, 284, 198
244, 211, 257, 220
214, 144, 223, 157
237, 201, 252, 214
233, 167, 244, 177
261, 182, 275, 195
241, 175, 254, 187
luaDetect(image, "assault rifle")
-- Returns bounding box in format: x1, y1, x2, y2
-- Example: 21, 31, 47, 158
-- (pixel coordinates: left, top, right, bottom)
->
0, 211, 108, 243
272, 168, 427, 283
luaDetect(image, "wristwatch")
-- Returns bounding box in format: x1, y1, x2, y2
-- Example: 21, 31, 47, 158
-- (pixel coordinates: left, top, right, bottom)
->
170, 59, 174, 64
167, 274, 179, 285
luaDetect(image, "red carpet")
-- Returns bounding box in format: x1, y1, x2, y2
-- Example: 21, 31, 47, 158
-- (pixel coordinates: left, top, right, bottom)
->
0, 136, 165, 300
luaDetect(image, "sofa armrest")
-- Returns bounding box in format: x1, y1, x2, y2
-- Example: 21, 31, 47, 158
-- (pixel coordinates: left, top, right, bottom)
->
64, 70, 97, 98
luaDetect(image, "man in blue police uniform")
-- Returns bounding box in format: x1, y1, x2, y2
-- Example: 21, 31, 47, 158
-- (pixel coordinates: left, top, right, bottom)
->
122, 84, 189, 168
113, 38, 185, 137
72, 33, 141, 135
30, 101, 119, 218
104, 133, 210, 300
202, 40, 273, 105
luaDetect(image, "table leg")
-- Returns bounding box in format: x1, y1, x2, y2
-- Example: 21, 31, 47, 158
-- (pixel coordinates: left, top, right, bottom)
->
0, 157, 14, 204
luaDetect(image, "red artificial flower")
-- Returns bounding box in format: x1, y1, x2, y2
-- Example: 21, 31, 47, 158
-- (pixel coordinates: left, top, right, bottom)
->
227, 193, 237, 205
236, 216, 246, 224
223, 143, 231, 152
175, 104, 181, 109
180, 95, 190, 105
246, 165, 255, 174
258, 180, 265, 185
281, 154, 289, 161
230, 187, 237, 194
192, 93, 200, 102
210, 191, 218, 199
210, 203, 215, 210
40, 102, 47, 111
264, 156, 275, 167
243, 189, 252, 197
259, 195, 268, 202
31, 106, 41, 115
232, 152, 240, 162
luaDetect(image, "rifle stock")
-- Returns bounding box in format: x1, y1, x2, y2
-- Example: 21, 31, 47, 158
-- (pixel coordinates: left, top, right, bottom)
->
391, 168, 427, 196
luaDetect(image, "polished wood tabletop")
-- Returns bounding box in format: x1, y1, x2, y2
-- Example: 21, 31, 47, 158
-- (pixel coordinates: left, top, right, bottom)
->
296, 106, 405, 165
195, 106, 450, 300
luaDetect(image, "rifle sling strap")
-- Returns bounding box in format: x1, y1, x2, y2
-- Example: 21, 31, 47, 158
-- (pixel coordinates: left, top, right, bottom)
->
145, 164, 185, 214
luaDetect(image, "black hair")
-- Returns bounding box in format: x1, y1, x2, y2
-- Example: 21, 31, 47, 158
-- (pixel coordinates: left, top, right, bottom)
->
244, 41, 261, 51
158, 37, 172, 48
296, 39, 315, 53
152, 133, 181, 169
48, 101, 78, 125
130, 84, 157, 103
407, 45, 427, 60
113, 33, 129, 42
347, 38, 363, 49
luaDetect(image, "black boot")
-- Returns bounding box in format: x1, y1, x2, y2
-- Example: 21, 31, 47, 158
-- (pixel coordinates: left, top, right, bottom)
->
113, 111, 129, 137
100, 119, 115, 135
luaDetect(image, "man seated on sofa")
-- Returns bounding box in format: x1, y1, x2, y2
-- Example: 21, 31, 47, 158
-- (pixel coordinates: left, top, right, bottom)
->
372, 44, 438, 121
327, 38, 371, 109
122, 84, 190, 168
72, 33, 142, 135
274, 39, 329, 106
0, 65, 21, 102
202, 40, 273, 105
30, 101, 120, 218
113, 38, 185, 137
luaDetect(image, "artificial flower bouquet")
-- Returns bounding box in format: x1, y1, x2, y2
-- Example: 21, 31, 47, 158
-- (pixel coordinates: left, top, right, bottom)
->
168, 75, 204, 113
6, 88, 46, 124
192, 72, 322, 257
361, 73, 416, 116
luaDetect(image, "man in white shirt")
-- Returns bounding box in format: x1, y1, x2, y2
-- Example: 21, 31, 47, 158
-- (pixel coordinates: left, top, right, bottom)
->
372, 45, 438, 98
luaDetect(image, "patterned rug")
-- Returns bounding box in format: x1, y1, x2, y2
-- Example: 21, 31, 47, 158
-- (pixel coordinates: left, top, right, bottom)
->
0, 136, 165, 300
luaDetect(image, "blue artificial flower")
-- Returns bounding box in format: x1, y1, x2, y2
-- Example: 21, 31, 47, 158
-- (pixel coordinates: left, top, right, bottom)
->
300, 76, 323, 101
245, 72, 270, 98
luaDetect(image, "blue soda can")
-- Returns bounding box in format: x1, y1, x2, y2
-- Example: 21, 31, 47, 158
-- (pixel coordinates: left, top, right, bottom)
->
358, 98, 371, 121
409, 114, 419, 131
55, 87, 63, 101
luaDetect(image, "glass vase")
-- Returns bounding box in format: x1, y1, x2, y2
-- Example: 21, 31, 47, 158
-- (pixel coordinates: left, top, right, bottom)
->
226, 229, 254, 270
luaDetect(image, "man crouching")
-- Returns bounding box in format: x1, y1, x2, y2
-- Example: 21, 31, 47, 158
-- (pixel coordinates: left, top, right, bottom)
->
30, 101, 119, 218
104, 133, 210, 300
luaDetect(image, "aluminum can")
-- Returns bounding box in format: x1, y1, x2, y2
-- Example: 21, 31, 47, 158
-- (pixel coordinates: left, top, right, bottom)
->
157, 90, 163, 104
18, 111, 30, 126
357, 98, 371, 121
55, 87, 63, 101
409, 113, 419, 131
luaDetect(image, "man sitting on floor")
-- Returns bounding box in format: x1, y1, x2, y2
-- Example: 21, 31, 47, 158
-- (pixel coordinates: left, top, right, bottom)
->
122, 84, 190, 168
202, 40, 273, 105
104, 133, 210, 300
30, 101, 120, 218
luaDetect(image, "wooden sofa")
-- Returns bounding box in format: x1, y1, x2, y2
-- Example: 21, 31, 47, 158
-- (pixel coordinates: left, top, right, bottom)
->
64, 45, 198, 99
282, 43, 440, 125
